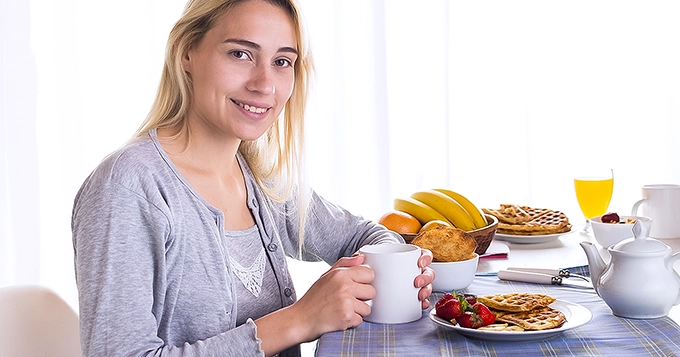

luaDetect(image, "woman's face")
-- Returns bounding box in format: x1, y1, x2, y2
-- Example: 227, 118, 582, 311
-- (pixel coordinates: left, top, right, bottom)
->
182, 0, 297, 142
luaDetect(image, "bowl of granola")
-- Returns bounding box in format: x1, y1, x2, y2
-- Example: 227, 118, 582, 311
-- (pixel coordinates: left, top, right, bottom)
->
591, 213, 652, 248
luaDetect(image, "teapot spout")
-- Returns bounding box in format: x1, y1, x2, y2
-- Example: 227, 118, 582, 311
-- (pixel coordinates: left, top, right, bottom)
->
580, 241, 607, 290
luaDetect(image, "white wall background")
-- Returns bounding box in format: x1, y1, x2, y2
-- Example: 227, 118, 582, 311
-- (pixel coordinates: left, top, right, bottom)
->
2, 0, 679, 313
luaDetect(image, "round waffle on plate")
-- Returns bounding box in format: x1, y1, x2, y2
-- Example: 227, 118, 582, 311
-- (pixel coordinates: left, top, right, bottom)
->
476, 292, 556, 312
477, 292, 566, 331
482, 204, 572, 236
494, 306, 567, 331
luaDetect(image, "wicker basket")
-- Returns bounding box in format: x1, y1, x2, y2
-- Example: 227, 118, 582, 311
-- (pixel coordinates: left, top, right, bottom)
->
402, 214, 498, 255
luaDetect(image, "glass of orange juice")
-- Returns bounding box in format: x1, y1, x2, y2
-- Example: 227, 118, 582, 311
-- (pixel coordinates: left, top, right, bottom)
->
574, 169, 614, 233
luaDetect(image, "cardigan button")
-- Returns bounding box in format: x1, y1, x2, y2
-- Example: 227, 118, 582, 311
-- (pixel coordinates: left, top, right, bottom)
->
284, 287, 293, 297
267, 243, 278, 252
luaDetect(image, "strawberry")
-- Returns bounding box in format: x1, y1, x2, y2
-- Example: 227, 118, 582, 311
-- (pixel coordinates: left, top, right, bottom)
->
435, 293, 455, 310
472, 302, 496, 326
456, 302, 496, 329
435, 293, 463, 321
456, 311, 483, 328
463, 294, 477, 306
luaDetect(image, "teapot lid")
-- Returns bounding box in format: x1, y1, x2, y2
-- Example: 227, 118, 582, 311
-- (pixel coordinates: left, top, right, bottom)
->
611, 220, 669, 253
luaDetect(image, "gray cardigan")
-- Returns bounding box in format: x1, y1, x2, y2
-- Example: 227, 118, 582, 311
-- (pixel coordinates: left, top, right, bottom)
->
71, 129, 402, 356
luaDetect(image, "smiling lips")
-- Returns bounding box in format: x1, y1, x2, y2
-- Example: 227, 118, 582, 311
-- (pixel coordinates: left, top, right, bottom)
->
234, 100, 270, 114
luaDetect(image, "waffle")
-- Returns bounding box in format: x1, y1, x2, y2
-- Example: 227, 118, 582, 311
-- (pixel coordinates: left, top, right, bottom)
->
477, 323, 525, 332
495, 306, 567, 331
476, 292, 556, 312
482, 205, 536, 224
482, 205, 571, 236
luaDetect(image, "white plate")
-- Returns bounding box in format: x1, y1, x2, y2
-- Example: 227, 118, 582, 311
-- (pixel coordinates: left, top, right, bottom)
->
429, 299, 592, 342
494, 227, 577, 244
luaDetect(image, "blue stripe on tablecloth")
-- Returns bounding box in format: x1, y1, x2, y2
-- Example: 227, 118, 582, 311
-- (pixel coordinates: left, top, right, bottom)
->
316, 269, 680, 357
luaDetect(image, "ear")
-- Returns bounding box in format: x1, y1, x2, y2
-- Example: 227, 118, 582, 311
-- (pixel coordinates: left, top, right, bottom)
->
181, 50, 193, 73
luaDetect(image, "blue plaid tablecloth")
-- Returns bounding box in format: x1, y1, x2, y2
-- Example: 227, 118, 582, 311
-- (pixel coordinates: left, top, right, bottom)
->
315, 267, 680, 357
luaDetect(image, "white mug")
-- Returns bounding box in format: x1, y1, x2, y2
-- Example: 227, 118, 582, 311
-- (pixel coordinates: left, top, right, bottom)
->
359, 243, 422, 324
631, 184, 680, 239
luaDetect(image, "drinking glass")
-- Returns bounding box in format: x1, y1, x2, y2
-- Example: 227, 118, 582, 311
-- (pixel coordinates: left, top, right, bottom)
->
574, 169, 614, 233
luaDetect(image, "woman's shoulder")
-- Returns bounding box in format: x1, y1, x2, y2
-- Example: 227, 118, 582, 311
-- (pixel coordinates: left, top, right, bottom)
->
81, 133, 176, 194
97, 136, 164, 178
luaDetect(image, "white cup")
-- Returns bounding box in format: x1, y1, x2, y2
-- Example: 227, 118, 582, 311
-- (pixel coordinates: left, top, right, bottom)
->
631, 184, 680, 239
359, 243, 422, 324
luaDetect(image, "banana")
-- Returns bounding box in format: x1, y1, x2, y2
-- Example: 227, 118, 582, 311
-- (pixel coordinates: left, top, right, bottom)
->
394, 197, 451, 225
433, 188, 488, 229
410, 190, 477, 231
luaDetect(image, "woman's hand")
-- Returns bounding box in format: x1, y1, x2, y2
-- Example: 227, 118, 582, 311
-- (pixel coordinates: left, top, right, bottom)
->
415, 248, 435, 309
255, 256, 373, 355
288, 255, 375, 339
256, 249, 433, 355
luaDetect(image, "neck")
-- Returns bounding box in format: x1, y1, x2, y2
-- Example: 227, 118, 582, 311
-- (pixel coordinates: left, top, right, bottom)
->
157, 123, 242, 177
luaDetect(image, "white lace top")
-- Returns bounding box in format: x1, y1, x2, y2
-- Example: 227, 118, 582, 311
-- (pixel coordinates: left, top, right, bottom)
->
224, 225, 283, 325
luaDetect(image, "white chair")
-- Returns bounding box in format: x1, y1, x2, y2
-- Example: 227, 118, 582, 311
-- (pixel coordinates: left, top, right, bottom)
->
0, 285, 82, 357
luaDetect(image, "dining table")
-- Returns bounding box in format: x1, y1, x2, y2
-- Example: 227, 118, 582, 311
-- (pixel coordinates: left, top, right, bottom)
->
314, 230, 680, 356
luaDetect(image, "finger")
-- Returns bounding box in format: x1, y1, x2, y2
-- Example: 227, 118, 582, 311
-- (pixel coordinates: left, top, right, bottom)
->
418, 249, 433, 268
421, 295, 431, 310
352, 281, 376, 301
355, 299, 372, 317
345, 264, 375, 285
333, 254, 364, 268
418, 283, 433, 303
325, 264, 374, 287
414, 267, 435, 288
345, 313, 365, 330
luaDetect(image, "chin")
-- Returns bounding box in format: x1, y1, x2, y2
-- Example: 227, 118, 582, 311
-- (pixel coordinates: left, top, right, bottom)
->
237, 129, 270, 142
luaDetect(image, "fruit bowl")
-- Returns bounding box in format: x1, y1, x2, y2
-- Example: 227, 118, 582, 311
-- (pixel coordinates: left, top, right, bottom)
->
591, 214, 652, 248
430, 253, 479, 292
401, 214, 498, 255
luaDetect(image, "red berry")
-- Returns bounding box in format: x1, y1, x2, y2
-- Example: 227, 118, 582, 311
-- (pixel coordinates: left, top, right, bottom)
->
456, 303, 496, 329
435, 293, 455, 309
601, 212, 620, 224
456, 311, 481, 328
464, 294, 477, 306
435, 294, 463, 321
472, 302, 496, 326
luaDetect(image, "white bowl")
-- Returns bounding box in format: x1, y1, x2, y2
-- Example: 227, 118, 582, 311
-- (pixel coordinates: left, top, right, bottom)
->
591, 215, 652, 248
430, 253, 479, 292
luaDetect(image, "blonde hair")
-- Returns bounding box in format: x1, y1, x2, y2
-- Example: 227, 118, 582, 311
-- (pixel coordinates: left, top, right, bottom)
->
137, 0, 314, 254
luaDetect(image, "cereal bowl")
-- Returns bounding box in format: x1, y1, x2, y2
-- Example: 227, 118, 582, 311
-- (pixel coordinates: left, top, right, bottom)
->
430, 253, 479, 292
591, 215, 652, 248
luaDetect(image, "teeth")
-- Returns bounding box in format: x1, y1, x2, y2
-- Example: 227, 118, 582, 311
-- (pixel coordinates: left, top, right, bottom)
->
239, 102, 268, 114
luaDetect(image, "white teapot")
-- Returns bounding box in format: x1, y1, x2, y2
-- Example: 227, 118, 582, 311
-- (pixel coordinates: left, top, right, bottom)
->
580, 220, 680, 319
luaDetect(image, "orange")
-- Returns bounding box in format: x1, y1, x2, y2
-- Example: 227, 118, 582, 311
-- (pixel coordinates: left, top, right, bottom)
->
378, 210, 422, 234
419, 219, 452, 233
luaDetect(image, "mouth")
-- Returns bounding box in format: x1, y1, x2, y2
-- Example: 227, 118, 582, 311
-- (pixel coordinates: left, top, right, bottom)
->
232, 100, 271, 114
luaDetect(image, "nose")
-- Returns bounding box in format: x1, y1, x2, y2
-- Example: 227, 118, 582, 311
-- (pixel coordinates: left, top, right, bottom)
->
246, 64, 276, 95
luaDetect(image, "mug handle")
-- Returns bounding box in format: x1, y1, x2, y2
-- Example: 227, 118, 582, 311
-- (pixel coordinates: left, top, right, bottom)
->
631, 198, 646, 216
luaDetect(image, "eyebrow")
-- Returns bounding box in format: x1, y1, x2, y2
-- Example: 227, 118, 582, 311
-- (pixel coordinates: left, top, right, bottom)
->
224, 38, 298, 56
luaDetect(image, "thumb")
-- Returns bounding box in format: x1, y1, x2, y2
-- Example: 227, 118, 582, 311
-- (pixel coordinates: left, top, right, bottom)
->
333, 254, 365, 268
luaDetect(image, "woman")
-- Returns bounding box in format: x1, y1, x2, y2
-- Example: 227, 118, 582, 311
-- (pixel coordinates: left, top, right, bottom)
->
71, 0, 434, 356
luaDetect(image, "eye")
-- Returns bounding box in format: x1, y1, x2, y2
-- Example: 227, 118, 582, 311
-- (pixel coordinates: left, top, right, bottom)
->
274, 58, 293, 68
230, 50, 250, 60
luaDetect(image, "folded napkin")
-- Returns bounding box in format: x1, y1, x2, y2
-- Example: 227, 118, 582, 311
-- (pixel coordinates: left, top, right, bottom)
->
480, 241, 509, 259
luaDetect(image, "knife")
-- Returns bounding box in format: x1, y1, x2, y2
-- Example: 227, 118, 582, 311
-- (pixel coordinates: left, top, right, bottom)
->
507, 267, 590, 281
498, 270, 594, 289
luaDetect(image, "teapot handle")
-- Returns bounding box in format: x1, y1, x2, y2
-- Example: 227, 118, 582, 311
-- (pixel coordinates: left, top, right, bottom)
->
669, 252, 680, 306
